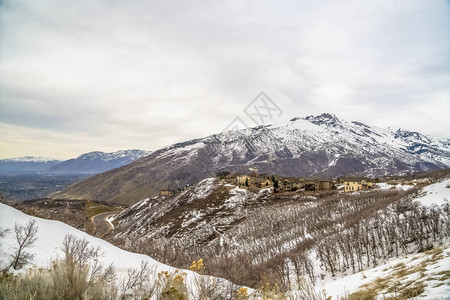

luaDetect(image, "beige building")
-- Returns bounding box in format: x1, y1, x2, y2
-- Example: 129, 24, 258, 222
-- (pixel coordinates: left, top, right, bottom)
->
237, 175, 274, 189
319, 180, 333, 190
253, 178, 273, 188
159, 189, 174, 196
236, 175, 252, 187
344, 178, 374, 192
281, 179, 293, 191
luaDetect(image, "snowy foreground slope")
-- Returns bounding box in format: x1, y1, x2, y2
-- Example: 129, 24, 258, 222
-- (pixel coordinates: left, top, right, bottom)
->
414, 178, 450, 207
319, 244, 450, 299
0, 203, 173, 275
0, 203, 232, 296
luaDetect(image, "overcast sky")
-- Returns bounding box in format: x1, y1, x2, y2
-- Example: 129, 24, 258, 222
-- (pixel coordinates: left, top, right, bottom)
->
0, 0, 449, 159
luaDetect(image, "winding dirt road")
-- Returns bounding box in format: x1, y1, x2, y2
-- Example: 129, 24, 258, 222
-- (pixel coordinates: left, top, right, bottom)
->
92, 211, 118, 234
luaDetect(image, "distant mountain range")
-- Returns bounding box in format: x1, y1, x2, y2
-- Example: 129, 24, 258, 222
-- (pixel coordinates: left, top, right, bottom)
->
0, 157, 61, 174
54, 113, 450, 206
47, 149, 152, 174
0, 150, 151, 175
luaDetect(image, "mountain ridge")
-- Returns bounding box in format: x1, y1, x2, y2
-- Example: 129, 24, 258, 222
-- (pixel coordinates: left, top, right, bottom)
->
53, 113, 450, 206
47, 149, 152, 174
0, 149, 151, 175
0, 157, 61, 174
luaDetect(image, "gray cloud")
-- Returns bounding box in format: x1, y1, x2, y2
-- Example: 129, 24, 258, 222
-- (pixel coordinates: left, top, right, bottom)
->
0, 0, 449, 159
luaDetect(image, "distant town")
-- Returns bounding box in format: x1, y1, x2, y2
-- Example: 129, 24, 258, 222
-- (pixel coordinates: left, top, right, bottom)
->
160, 172, 378, 196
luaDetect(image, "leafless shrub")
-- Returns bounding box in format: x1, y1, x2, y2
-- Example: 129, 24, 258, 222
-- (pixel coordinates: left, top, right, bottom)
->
3, 220, 38, 273
188, 258, 230, 300
119, 260, 157, 299
294, 277, 328, 300
62, 234, 101, 267
50, 234, 116, 299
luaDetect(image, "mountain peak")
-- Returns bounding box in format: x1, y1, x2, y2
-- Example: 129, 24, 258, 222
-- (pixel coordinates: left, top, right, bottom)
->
394, 128, 431, 144
77, 151, 104, 160
304, 113, 341, 127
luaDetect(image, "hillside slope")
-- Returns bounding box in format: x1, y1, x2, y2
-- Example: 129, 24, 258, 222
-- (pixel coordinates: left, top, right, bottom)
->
54, 113, 450, 205
105, 174, 450, 294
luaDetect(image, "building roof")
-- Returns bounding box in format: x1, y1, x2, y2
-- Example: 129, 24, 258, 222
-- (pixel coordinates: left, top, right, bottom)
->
341, 177, 374, 182
252, 178, 268, 183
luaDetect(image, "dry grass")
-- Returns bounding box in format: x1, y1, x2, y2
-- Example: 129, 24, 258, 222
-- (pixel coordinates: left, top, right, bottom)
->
342, 288, 377, 300
425, 247, 444, 262
399, 282, 425, 298
393, 265, 410, 279
344, 244, 449, 300
85, 201, 119, 219
393, 262, 405, 269
435, 270, 450, 281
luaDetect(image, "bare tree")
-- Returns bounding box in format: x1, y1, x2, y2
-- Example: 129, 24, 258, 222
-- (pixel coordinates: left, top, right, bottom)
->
50, 234, 116, 299
4, 220, 38, 272
62, 234, 101, 267
119, 260, 156, 299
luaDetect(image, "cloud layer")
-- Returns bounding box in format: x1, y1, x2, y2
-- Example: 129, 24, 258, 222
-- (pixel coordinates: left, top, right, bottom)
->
1, 0, 449, 159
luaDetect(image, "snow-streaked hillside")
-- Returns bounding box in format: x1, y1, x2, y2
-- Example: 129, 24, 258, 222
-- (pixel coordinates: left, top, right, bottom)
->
55, 113, 450, 205
104, 175, 450, 298
110, 178, 261, 249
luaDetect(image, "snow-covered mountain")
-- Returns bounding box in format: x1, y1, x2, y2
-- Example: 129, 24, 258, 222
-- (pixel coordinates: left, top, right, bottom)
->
0, 150, 151, 175
0, 157, 61, 174
0, 156, 59, 163
55, 113, 449, 205
47, 149, 152, 174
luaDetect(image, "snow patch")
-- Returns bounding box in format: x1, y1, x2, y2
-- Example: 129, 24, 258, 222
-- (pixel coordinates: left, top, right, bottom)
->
414, 179, 450, 207
193, 178, 216, 199
224, 187, 249, 208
